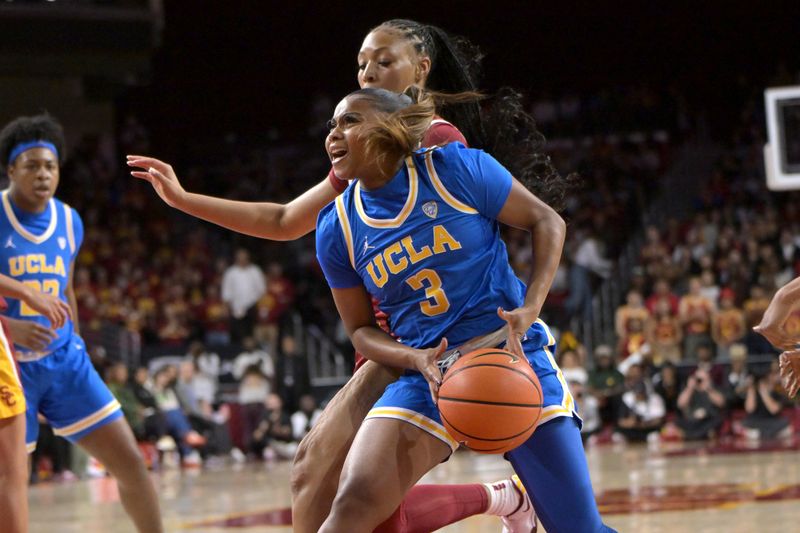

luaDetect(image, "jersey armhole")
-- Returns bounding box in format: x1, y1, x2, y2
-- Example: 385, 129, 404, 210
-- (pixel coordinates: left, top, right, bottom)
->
423, 150, 478, 215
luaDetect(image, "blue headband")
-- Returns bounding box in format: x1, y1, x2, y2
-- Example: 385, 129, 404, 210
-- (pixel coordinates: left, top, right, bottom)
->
8, 140, 59, 165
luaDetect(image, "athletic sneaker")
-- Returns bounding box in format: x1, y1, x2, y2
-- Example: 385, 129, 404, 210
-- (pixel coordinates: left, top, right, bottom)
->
501, 474, 537, 533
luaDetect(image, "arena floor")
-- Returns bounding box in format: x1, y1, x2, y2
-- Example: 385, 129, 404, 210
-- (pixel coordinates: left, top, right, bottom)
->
28, 438, 800, 533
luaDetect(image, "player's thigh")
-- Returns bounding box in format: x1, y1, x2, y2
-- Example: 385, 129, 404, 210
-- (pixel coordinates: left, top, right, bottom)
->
0, 412, 27, 476
293, 361, 399, 483
76, 417, 144, 473
334, 418, 452, 519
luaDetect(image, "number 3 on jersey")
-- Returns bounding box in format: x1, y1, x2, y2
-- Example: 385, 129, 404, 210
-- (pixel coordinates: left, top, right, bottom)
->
20, 279, 60, 316
405, 269, 450, 316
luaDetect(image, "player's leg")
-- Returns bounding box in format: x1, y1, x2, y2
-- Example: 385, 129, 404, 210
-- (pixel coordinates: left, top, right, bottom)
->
37, 338, 162, 533
507, 416, 616, 533
290, 360, 399, 533
77, 418, 163, 533
319, 418, 452, 533
0, 414, 27, 533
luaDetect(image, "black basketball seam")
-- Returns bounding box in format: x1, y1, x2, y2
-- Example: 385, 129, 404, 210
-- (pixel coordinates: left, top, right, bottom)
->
438, 396, 543, 408
442, 363, 538, 387
439, 409, 541, 442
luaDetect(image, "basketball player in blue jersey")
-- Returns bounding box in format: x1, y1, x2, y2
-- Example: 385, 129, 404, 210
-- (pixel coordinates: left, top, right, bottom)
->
0, 115, 163, 533
314, 88, 615, 533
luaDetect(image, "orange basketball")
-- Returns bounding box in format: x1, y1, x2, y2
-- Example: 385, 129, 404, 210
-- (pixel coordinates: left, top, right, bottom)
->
438, 348, 543, 454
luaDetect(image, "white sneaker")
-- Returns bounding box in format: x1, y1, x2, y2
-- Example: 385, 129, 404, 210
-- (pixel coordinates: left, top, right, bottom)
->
501, 474, 537, 533
182, 450, 202, 468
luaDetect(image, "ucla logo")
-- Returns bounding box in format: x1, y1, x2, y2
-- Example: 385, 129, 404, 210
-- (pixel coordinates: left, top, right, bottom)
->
58, 237, 67, 250
422, 201, 438, 219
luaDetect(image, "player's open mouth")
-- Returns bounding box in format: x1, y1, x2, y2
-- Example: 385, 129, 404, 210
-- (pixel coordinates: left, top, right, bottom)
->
330, 148, 348, 164
33, 187, 51, 197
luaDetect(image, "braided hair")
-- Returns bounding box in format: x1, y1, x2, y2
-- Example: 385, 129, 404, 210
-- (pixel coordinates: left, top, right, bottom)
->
370, 19, 578, 211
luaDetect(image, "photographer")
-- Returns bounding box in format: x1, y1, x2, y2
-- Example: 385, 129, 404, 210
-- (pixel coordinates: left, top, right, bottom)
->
674, 368, 726, 440
741, 363, 792, 441
614, 365, 666, 443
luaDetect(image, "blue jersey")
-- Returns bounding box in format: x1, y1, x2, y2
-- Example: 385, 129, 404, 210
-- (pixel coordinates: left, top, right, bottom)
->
0, 191, 83, 354
317, 142, 550, 350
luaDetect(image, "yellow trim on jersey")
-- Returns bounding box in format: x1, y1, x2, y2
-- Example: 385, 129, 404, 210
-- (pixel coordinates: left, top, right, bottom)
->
26, 442, 37, 453
52, 399, 121, 437
1, 191, 58, 244
543, 344, 575, 414
353, 157, 419, 228
334, 196, 356, 269
424, 151, 478, 215
0, 324, 25, 419
366, 406, 459, 451
64, 203, 76, 254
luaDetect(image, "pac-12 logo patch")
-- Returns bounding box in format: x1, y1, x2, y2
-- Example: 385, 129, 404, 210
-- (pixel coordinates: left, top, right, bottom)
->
422, 201, 438, 219
58, 237, 67, 250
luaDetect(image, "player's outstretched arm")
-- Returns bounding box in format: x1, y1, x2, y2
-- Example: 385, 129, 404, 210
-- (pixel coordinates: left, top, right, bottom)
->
0, 274, 71, 329
754, 275, 800, 350
127, 155, 339, 241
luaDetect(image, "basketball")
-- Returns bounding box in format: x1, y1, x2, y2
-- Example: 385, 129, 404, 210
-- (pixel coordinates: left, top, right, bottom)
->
438, 348, 543, 454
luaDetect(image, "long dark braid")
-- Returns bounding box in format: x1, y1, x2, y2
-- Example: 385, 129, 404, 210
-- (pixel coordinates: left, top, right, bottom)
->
372, 19, 578, 211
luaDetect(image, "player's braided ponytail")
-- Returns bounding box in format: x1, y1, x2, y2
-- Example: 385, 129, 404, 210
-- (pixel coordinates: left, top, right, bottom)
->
370, 19, 579, 211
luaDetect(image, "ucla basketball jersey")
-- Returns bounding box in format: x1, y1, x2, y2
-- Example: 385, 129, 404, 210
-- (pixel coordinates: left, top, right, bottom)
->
317, 142, 550, 350
0, 190, 82, 354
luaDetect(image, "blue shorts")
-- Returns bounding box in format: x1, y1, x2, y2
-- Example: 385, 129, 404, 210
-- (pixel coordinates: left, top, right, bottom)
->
366, 320, 579, 451
18, 334, 122, 451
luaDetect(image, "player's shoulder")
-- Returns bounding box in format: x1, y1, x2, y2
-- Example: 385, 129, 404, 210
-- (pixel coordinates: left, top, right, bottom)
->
316, 199, 344, 239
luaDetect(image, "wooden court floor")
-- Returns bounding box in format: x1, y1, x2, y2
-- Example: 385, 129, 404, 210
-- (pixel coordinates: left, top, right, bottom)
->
27, 438, 800, 532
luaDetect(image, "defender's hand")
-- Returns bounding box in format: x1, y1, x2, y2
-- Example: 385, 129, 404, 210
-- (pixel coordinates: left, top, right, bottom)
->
5, 318, 57, 351
498, 307, 537, 358
779, 350, 800, 398
127, 155, 187, 208
21, 289, 71, 329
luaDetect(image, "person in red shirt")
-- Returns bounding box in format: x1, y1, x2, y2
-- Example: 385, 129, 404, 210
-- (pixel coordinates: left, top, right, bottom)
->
128, 18, 575, 533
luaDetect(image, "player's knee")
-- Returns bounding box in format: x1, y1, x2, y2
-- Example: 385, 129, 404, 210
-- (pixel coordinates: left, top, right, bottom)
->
331, 473, 388, 519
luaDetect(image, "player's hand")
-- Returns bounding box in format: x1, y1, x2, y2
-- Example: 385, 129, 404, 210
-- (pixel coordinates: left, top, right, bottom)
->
498, 306, 537, 358
754, 316, 800, 351
413, 338, 448, 403
126, 155, 187, 208
21, 288, 71, 329
779, 349, 800, 398
4, 317, 57, 351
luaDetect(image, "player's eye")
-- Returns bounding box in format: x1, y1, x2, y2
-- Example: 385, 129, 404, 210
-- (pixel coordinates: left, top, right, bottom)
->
341, 114, 361, 126
326, 118, 337, 131
357, 63, 366, 71
378, 60, 392, 67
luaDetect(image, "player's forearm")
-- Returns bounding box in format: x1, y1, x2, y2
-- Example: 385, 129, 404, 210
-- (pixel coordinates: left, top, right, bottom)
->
522, 212, 566, 316
0, 275, 33, 301
177, 179, 337, 241
350, 326, 416, 370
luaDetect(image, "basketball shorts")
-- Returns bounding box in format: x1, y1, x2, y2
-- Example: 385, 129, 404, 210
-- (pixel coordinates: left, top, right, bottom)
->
18, 334, 122, 451
366, 321, 580, 452
0, 325, 25, 420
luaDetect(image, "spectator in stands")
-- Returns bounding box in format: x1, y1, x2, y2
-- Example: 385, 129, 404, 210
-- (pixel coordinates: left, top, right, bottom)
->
291, 394, 322, 442
222, 248, 267, 345
614, 368, 666, 443
232, 336, 275, 383
618, 317, 647, 362
679, 276, 716, 360
615, 290, 651, 340
276, 334, 311, 412
645, 278, 680, 316
150, 366, 205, 466
251, 393, 296, 461
255, 261, 296, 348
698, 269, 720, 305
647, 298, 683, 364
559, 349, 587, 385
158, 306, 190, 348
741, 364, 793, 441
565, 225, 613, 320
106, 363, 145, 439
587, 344, 625, 425
712, 288, 746, 359
674, 368, 726, 440
724, 343, 750, 410
202, 285, 230, 347
640, 226, 669, 267
570, 380, 601, 443
695, 342, 725, 387
175, 361, 233, 459
653, 362, 680, 416
185, 341, 220, 404
238, 366, 271, 455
